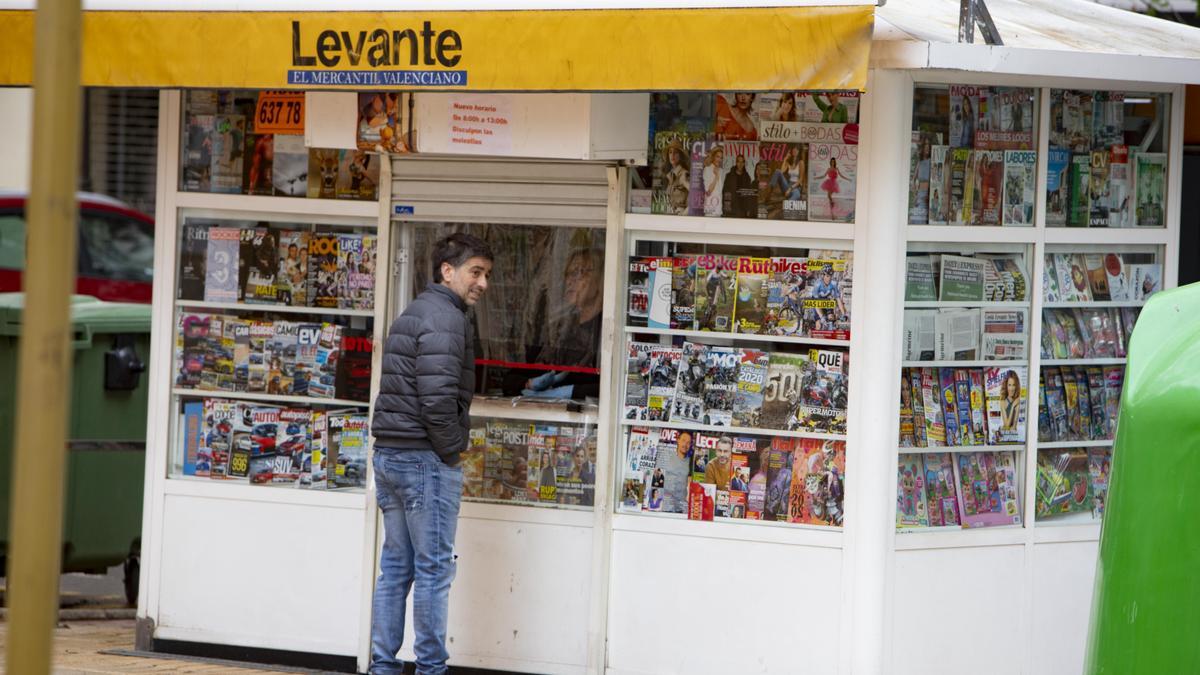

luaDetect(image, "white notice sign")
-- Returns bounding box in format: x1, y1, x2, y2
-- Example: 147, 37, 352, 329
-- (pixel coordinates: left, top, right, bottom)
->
447, 94, 512, 154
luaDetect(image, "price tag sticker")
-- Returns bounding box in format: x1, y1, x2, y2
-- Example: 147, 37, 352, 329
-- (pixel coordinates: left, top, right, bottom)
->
254, 91, 305, 134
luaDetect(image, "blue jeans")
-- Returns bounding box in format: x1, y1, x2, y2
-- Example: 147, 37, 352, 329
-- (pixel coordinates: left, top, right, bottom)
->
369, 449, 464, 675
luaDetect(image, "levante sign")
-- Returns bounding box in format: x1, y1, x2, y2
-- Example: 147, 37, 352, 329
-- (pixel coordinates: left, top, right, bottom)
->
0, 8, 875, 91
288, 20, 468, 86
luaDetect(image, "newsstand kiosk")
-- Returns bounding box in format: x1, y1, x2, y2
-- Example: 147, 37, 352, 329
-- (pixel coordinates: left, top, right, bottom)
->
2, 2, 1198, 673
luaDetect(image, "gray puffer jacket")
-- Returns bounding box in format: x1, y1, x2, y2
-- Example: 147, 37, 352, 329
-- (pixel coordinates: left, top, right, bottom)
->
371, 283, 474, 465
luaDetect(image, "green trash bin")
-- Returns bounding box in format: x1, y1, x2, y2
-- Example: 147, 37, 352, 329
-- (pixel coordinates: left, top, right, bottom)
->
0, 293, 150, 604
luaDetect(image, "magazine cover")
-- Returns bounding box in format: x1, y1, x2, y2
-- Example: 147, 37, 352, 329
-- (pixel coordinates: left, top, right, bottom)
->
203, 226, 241, 303
648, 428, 692, 514
919, 368, 946, 447
178, 222, 210, 301
807, 142, 857, 222
955, 451, 1021, 528
356, 92, 415, 153
335, 150, 380, 201
182, 114, 215, 192
896, 454, 930, 528
1107, 145, 1133, 228
762, 437, 794, 521
691, 136, 725, 217
693, 253, 738, 331
948, 148, 971, 225
626, 256, 654, 328
701, 346, 739, 427
731, 349, 769, 428
308, 233, 340, 309
686, 481, 715, 521
765, 256, 807, 336
1002, 150, 1036, 226
793, 439, 846, 526
1046, 147, 1071, 226
909, 367, 928, 447
802, 255, 851, 340
758, 141, 807, 220
670, 255, 696, 330
985, 366, 1028, 444
331, 415, 368, 489
762, 351, 807, 430
462, 427, 486, 499
671, 341, 708, 424
713, 93, 759, 140
690, 432, 719, 484
526, 424, 556, 503
720, 140, 759, 219
978, 87, 1034, 150
1082, 254, 1111, 302
948, 84, 982, 148
652, 131, 693, 216
1089, 447, 1112, 518
243, 226, 279, 304
646, 345, 681, 422
273, 408, 309, 485
1093, 91, 1125, 149
1068, 153, 1091, 227
624, 342, 651, 421
899, 371, 916, 447
1130, 263, 1162, 301
1103, 253, 1132, 302
1134, 152, 1167, 227
1089, 150, 1112, 227
974, 150, 1004, 226
265, 321, 298, 395
923, 452, 960, 526
953, 369, 978, 446
928, 145, 950, 225
796, 91, 860, 123
247, 321, 272, 392
307, 148, 343, 199
271, 134, 309, 197
647, 257, 674, 330
243, 133, 275, 196
275, 230, 309, 306
1103, 366, 1124, 438
732, 256, 770, 333
1035, 449, 1092, 519
210, 114, 246, 194
798, 349, 847, 434
1087, 366, 1109, 439
651, 92, 714, 135
181, 401, 204, 477
1062, 90, 1094, 152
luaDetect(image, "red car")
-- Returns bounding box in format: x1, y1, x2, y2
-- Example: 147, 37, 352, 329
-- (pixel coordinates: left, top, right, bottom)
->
0, 191, 154, 303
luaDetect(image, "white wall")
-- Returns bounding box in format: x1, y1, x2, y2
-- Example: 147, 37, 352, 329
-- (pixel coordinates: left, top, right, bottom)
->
0, 87, 32, 191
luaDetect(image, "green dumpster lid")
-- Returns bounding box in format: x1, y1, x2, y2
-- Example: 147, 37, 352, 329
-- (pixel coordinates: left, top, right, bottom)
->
0, 293, 151, 336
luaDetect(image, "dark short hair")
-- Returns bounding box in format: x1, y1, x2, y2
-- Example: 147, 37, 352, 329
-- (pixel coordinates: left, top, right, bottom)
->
432, 232, 493, 282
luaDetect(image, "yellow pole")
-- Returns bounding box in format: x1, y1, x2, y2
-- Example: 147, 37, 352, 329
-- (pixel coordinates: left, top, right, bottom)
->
4, 0, 82, 673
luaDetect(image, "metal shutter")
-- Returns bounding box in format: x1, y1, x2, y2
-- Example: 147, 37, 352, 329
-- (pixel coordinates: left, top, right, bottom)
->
81, 88, 160, 218
390, 155, 611, 227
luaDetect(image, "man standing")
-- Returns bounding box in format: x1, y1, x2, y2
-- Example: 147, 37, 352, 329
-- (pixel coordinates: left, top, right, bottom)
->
369, 233, 493, 675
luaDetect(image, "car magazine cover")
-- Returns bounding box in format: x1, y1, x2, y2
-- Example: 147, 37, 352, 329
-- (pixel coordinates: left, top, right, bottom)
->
277, 408, 310, 486
896, 453, 929, 528
798, 349, 847, 434
646, 346, 681, 422
671, 341, 708, 424
670, 255, 696, 329
732, 256, 770, 334
203, 226, 241, 303
307, 233, 340, 309
731, 349, 769, 429
923, 452, 961, 527
309, 410, 328, 489
265, 321, 299, 395
955, 451, 1021, 528
200, 398, 237, 478
175, 313, 211, 388
693, 253, 738, 331
761, 351, 806, 430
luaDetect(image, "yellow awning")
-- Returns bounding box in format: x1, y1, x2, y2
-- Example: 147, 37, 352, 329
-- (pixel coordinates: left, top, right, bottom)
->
0, 7, 874, 91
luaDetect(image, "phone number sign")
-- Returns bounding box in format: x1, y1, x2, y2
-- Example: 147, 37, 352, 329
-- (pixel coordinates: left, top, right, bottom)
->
254, 91, 305, 134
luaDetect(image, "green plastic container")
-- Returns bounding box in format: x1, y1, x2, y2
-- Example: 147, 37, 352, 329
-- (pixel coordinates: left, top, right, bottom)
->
0, 293, 150, 600
1085, 283, 1200, 673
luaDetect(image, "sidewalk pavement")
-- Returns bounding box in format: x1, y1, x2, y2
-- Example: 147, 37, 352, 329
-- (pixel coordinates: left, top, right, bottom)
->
0, 619, 310, 674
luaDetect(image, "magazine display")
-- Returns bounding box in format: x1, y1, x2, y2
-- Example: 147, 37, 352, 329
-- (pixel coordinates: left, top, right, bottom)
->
460, 418, 598, 508
955, 451, 1021, 528
898, 366, 1026, 449
628, 249, 853, 340
1038, 365, 1126, 443
1042, 252, 1157, 303
182, 221, 375, 310
896, 454, 929, 528
180, 89, 380, 201
174, 313, 367, 401
184, 395, 365, 488
623, 425, 845, 526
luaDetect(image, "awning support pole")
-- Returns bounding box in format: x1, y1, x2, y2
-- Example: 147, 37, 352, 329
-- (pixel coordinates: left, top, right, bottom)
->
960, 0, 1004, 46
3, 0, 82, 673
